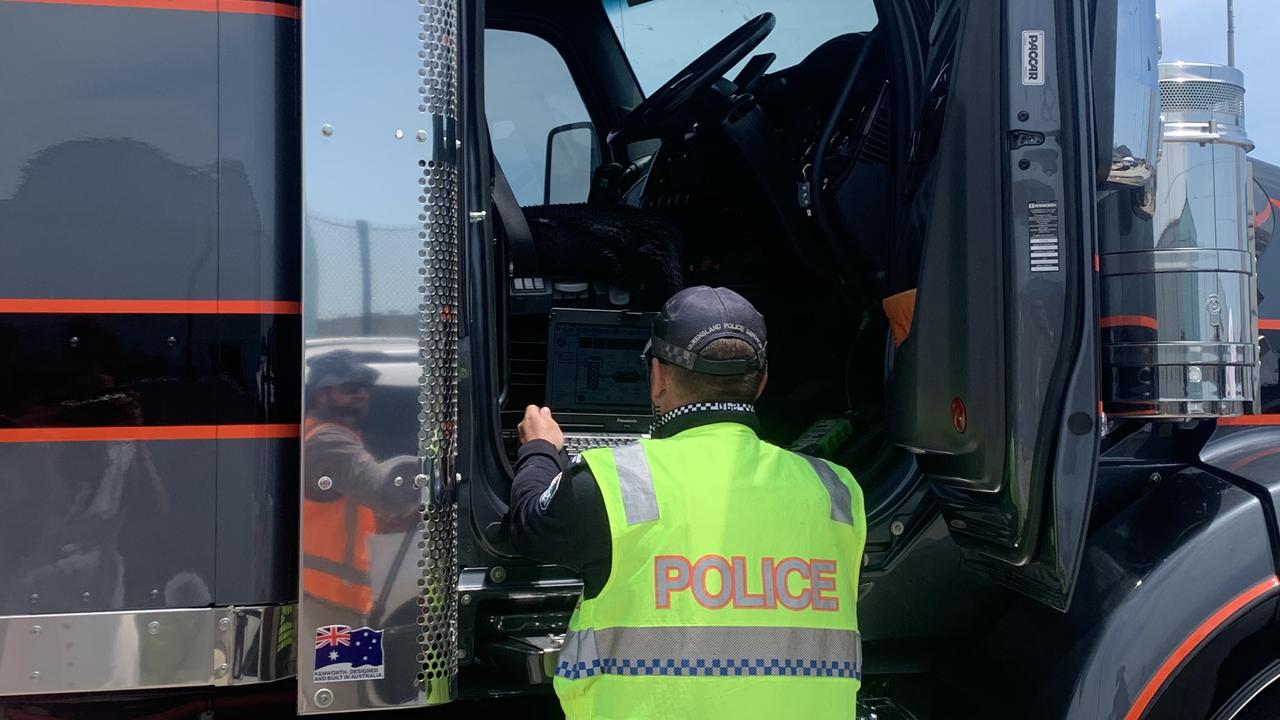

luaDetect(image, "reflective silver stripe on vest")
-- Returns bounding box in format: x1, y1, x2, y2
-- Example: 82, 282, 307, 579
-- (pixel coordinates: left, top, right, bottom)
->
302, 554, 370, 586
613, 443, 659, 525
558, 626, 601, 677
801, 455, 853, 525
557, 625, 862, 680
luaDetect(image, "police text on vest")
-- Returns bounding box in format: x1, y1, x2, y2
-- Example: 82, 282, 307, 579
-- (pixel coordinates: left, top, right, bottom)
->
654, 555, 840, 611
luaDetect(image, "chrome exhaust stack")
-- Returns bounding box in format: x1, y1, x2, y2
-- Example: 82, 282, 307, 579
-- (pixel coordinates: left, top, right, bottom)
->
1101, 60, 1260, 418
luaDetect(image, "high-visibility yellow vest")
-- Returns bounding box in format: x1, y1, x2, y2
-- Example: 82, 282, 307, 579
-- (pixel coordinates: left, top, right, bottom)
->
555, 422, 866, 720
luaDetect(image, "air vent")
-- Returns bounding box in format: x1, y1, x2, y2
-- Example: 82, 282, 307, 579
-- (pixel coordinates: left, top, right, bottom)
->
858, 101, 891, 167
1159, 80, 1244, 115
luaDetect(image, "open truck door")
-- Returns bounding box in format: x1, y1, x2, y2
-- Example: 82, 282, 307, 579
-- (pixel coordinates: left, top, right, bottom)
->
298, 0, 463, 712
889, 0, 1158, 610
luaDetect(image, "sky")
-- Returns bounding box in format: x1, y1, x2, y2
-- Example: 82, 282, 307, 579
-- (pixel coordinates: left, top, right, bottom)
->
1158, 0, 1277, 163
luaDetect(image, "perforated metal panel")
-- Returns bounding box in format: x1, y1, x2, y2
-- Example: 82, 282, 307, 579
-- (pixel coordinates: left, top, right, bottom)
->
1159, 80, 1245, 115
414, 0, 461, 694
418, 0, 458, 118
300, 0, 461, 712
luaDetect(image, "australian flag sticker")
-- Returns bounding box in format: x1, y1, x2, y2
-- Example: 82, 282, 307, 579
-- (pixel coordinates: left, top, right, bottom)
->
313, 625, 385, 683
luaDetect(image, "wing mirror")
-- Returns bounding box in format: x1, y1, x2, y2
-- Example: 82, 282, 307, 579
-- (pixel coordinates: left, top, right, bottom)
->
544, 122, 601, 204
1101, 0, 1161, 189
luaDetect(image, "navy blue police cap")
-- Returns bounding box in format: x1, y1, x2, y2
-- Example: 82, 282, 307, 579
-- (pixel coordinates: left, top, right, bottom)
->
644, 286, 767, 376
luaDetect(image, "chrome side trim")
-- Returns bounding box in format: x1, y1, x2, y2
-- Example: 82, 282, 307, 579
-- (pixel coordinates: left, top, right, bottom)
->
0, 605, 295, 697
226, 604, 298, 686
300, 0, 461, 711
1100, 247, 1253, 276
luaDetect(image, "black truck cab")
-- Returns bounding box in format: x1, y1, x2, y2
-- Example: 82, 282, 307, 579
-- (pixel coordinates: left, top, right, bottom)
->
2, 0, 1280, 717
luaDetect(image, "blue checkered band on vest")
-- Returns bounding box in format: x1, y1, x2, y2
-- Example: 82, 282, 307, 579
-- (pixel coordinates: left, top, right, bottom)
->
557, 657, 861, 680
554, 626, 862, 682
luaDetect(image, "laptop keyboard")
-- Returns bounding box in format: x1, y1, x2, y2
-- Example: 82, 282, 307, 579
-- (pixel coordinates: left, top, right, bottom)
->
562, 432, 646, 458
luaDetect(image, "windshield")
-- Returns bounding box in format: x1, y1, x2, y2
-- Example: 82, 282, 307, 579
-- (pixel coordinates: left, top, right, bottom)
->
603, 0, 878, 95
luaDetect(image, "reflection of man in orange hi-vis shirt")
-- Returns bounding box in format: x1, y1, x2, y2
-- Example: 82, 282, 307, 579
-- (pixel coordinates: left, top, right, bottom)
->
302, 350, 417, 619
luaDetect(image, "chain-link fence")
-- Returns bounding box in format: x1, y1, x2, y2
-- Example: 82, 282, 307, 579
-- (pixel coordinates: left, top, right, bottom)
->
304, 215, 426, 337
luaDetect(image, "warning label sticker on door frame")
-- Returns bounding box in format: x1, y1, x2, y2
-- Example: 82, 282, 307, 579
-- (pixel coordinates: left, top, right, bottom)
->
1028, 201, 1060, 273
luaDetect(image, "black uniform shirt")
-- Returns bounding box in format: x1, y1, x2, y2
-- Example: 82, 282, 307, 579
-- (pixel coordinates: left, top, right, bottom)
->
505, 403, 760, 599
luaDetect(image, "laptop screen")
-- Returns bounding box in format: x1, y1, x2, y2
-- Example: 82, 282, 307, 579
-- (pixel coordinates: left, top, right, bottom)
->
545, 309, 656, 415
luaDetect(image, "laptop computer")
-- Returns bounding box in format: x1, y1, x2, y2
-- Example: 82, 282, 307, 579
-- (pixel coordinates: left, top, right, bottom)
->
501, 308, 658, 459
544, 308, 657, 435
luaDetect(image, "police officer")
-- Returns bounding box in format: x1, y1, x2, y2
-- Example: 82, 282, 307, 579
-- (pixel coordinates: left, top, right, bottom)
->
509, 286, 866, 719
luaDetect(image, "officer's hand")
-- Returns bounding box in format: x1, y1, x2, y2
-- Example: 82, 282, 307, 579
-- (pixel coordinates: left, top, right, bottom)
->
518, 405, 564, 451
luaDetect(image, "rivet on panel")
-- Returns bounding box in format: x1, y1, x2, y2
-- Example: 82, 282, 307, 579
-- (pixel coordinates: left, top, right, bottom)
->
215, 663, 229, 678
317, 476, 333, 491
321, 124, 334, 136
218, 617, 231, 633
890, 520, 906, 537
489, 566, 507, 584
394, 129, 405, 140
459, 594, 472, 607
314, 688, 334, 708
30, 625, 41, 636
394, 476, 404, 487
30, 672, 39, 682
147, 621, 160, 635
166, 336, 177, 347
68, 336, 80, 348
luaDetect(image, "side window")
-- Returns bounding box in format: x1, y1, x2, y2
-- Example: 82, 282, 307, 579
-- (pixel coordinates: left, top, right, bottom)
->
484, 29, 595, 206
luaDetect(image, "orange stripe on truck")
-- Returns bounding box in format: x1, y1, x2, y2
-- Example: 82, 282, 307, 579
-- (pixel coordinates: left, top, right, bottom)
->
0, 424, 300, 443
1101, 315, 1159, 330
1124, 576, 1280, 720
0, 0, 299, 19
1218, 416, 1280, 427
0, 299, 300, 315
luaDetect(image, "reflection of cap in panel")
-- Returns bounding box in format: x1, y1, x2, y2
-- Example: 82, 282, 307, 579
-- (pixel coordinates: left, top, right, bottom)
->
306, 349, 380, 388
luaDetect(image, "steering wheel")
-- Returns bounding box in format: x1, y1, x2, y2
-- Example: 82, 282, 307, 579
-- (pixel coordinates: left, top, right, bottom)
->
608, 12, 776, 146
